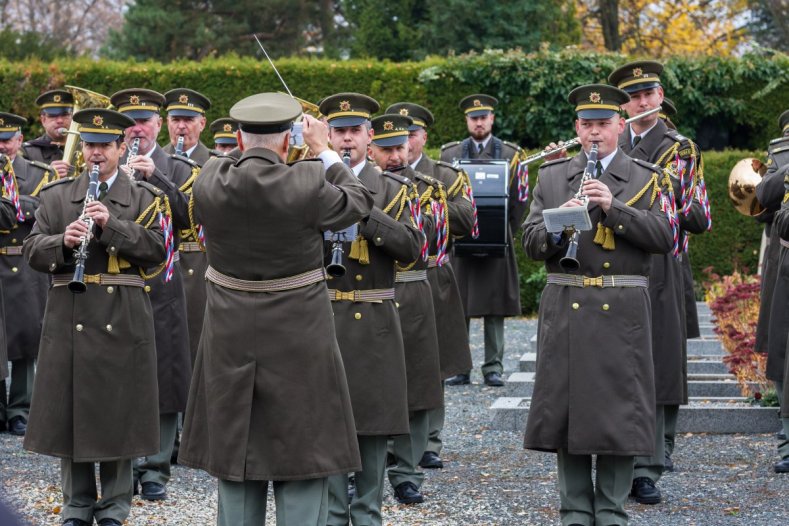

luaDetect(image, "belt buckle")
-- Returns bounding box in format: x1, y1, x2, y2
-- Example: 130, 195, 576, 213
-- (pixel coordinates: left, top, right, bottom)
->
583, 276, 603, 288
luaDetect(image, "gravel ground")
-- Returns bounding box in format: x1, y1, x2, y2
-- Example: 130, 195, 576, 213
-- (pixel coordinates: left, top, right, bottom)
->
2, 317, 789, 525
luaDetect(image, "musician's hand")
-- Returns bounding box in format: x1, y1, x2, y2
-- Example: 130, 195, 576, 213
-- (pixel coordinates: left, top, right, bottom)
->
85, 200, 110, 228
49, 160, 71, 179
302, 114, 329, 156
560, 198, 584, 208
127, 155, 155, 179
582, 179, 613, 212
543, 141, 568, 162
64, 219, 89, 248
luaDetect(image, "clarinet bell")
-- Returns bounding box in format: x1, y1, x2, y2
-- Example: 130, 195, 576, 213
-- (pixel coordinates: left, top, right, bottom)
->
327, 242, 346, 278
558, 255, 580, 273
68, 264, 88, 294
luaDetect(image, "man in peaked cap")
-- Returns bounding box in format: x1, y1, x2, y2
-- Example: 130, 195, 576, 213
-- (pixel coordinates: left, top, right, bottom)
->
386, 101, 475, 471
110, 87, 193, 502
22, 89, 74, 178
523, 83, 672, 526
178, 92, 371, 526
0, 112, 54, 438
162, 88, 212, 165
23, 107, 165, 526
440, 94, 527, 388
209, 118, 238, 154
609, 60, 710, 505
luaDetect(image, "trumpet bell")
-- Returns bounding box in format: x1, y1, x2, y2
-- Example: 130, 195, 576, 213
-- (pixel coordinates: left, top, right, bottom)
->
728, 158, 766, 217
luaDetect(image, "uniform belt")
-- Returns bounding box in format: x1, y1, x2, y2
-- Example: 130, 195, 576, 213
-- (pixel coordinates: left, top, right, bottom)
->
546, 273, 648, 288
328, 288, 395, 303
427, 256, 438, 269
52, 273, 145, 288
781, 238, 789, 249
205, 265, 326, 293
395, 270, 428, 283
0, 246, 23, 256
179, 241, 204, 253
172, 251, 180, 262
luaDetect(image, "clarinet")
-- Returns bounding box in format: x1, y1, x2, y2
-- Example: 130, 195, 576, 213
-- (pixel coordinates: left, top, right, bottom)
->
559, 143, 599, 273
124, 137, 140, 180
326, 150, 352, 278
68, 164, 101, 293
175, 135, 185, 156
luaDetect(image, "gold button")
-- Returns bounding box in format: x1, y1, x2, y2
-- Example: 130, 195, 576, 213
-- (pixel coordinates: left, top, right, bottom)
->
572, 303, 579, 310
354, 312, 362, 320
11, 267, 17, 273
106, 324, 113, 332
110, 246, 116, 253
25, 211, 30, 216
106, 286, 114, 294
49, 263, 56, 271
602, 304, 610, 311
75, 324, 83, 331
603, 262, 610, 269
396, 302, 400, 308
144, 285, 151, 293
618, 225, 623, 230
188, 269, 195, 276
375, 237, 382, 244
355, 274, 363, 281
11, 238, 16, 243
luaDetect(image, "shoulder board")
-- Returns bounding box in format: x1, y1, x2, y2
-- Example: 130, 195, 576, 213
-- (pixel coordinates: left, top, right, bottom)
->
22, 141, 33, 148
501, 140, 524, 153
769, 136, 789, 146
170, 153, 200, 169
135, 179, 164, 197
538, 157, 571, 169
434, 159, 462, 173
632, 158, 663, 175
208, 148, 225, 157
26, 159, 54, 172
40, 177, 75, 191
413, 171, 441, 187
287, 158, 321, 167
382, 170, 412, 186
440, 141, 460, 151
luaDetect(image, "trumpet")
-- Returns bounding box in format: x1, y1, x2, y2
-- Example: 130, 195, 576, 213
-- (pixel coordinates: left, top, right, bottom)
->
61, 86, 113, 176
326, 149, 352, 278
559, 143, 599, 273
68, 163, 101, 293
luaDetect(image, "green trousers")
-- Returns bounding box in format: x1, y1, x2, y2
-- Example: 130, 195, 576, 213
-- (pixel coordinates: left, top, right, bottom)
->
388, 410, 429, 490
134, 412, 178, 485
663, 404, 679, 457
327, 435, 387, 526
557, 449, 634, 526
465, 316, 504, 376
217, 477, 329, 526
633, 404, 665, 483
776, 380, 789, 459
426, 401, 444, 456
61, 458, 132, 524
0, 358, 34, 422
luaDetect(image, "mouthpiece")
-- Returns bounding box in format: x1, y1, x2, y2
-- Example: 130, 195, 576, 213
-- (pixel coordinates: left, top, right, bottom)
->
57, 127, 69, 137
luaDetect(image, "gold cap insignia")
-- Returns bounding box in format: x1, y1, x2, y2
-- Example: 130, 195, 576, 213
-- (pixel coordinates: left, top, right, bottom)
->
589, 92, 601, 104
92, 115, 104, 126
223, 123, 232, 132
383, 121, 394, 131
633, 67, 643, 77
53, 95, 62, 103
179, 94, 189, 104
399, 108, 409, 116
473, 99, 482, 107
339, 100, 351, 112
129, 95, 140, 105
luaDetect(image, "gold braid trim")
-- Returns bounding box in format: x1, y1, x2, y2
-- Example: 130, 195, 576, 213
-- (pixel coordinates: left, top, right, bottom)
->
133, 195, 174, 280
178, 165, 201, 193
447, 170, 466, 198
396, 183, 422, 272
30, 169, 55, 197
508, 151, 522, 187
352, 183, 409, 266
593, 174, 660, 251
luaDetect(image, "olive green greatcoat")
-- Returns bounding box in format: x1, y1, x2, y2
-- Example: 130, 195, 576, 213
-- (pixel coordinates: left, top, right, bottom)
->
522, 150, 673, 455
0, 157, 51, 360
440, 137, 525, 316
0, 197, 17, 379
324, 161, 421, 435
180, 148, 372, 481
22, 134, 64, 165
22, 171, 165, 461
619, 122, 708, 404
768, 166, 789, 388
415, 155, 474, 377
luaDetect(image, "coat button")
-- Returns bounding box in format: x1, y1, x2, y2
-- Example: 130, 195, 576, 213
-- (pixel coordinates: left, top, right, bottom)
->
144, 285, 151, 293
106, 324, 113, 332
49, 263, 56, 271
572, 303, 580, 310
375, 236, 382, 244
188, 269, 195, 276
11, 267, 17, 273
11, 238, 16, 244
75, 324, 84, 331
603, 262, 610, 269
602, 304, 610, 311
617, 225, 623, 230
355, 274, 363, 281
396, 302, 400, 308
110, 246, 116, 253
354, 312, 362, 320
106, 286, 114, 294
25, 211, 30, 217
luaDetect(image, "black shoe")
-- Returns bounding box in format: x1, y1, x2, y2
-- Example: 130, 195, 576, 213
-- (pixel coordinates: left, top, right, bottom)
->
393, 481, 424, 504
631, 477, 661, 504
386, 452, 397, 467
8, 416, 26, 436
664, 453, 674, 472
141, 481, 167, 501
133, 476, 139, 496
446, 373, 470, 386
775, 457, 789, 473
62, 519, 91, 526
419, 451, 443, 469
97, 520, 122, 526
483, 372, 504, 387
347, 475, 355, 501
778, 431, 787, 441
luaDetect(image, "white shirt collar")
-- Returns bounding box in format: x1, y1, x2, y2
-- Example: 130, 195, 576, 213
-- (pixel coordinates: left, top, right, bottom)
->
410, 154, 423, 170
351, 159, 366, 177
598, 149, 617, 173
629, 120, 658, 144
100, 170, 119, 192
184, 143, 197, 158
474, 136, 491, 151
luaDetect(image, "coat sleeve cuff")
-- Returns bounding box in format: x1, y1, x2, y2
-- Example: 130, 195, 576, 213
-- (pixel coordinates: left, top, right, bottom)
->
601, 198, 633, 236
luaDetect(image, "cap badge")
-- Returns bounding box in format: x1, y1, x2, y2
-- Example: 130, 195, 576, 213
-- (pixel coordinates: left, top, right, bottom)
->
473, 99, 481, 107
129, 95, 140, 105
399, 108, 409, 116
383, 121, 394, 131
53, 95, 62, 103
92, 115, 104, 126
179, 94, 189, 104
633, 67, 643, 77
223, 123, 232, 132
339, 100, 351, 112
589, 92, 601, 104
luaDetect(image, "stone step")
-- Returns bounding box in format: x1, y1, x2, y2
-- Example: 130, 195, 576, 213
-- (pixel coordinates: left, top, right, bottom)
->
698, 323, 716, 337
687, 338, 725, 356
491, 396, 779, 433
519, 354, 730, 374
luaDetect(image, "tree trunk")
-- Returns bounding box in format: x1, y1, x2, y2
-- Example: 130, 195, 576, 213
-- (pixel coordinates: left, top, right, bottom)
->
599, 0, 621, 51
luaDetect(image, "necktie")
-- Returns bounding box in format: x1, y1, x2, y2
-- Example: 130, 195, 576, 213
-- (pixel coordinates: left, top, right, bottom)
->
595, 161, 603, 179
632, 135, 641, 148
477, 142, 484, 155
98, 182, 108, 201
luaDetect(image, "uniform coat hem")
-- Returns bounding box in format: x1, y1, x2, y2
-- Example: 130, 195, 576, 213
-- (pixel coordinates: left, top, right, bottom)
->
178, 458, 362, 482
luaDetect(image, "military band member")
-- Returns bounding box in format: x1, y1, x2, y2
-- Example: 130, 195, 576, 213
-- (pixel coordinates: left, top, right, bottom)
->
22, 89, 74, 178
523, 84, 672, 526
0, 112, 53, 437
209, 117, 239, 155
161, 88, 212, 165
609, 60, 708, 504
179, 93, 371, 526
0, 163, 20, 427
319, 93, 421, 526
440, 94, 527, 387
23, 108, 166, 526
387, 101, 475, 469
110, 88, 192, 501
771, 166, 789, 472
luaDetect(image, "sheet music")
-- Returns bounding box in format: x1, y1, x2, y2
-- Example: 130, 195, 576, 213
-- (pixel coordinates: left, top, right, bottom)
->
542, 206, 592, 233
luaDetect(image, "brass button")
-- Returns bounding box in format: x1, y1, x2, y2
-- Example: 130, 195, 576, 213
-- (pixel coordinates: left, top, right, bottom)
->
11, 267, 17, 273
375, 236, 382, 244
354, 312, 362, 320
572, 303, 580, 310
110, 246, 116, 253
25, 211, 30, 217
49, 263, 56, 271
75, 324, 84, 332
106, 286, 114, 294
396, 302, 400, 308
603, 262, 610, 269
11, 238, 16, 244
355, 274, 363, 281
106, 324, 113, 332
188, 269, 195, 276
617, 225, 623, 230
602, 304, 610, 311
144, 285, 151, 293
